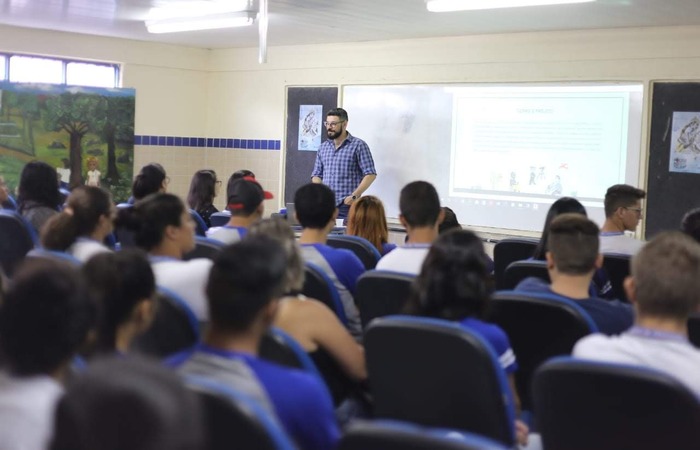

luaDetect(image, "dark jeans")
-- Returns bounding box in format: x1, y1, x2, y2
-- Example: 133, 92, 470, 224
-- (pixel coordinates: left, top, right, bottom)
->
337, 203, 350, 220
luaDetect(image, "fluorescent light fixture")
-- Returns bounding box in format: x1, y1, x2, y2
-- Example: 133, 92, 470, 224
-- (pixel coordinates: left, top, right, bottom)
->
146, 11, 256, 33
145, 1, 257, 33
426, 0, 595, 12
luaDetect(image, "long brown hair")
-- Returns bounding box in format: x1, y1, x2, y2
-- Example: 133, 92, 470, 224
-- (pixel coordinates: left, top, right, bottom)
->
346, 195, 389, 253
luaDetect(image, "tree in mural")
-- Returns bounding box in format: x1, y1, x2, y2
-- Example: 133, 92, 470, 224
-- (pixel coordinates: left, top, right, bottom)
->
44, 93, 101, 188
94, 95, 135, 183
1, 91, 39, 155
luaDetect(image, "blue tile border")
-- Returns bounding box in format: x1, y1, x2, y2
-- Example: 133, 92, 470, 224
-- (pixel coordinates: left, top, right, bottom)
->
134, 135, 281, 151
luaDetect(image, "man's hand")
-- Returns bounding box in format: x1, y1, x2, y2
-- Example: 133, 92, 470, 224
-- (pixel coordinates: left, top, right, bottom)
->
343, 195, 355, 205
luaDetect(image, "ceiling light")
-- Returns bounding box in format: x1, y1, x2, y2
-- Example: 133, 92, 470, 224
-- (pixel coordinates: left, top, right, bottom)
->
146, 11, 256, 34
426, 0, 595, 12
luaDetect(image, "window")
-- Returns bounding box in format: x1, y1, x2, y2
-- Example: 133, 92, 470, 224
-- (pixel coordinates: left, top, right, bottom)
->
9, 55, 63, 84
0, 55, 5, 81
66, 61, 118, 88
1, 53, 119, 87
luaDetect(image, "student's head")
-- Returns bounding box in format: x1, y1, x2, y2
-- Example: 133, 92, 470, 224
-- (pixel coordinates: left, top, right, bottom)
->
438, 207, 460, 234
51, 357, 204, 450
546, 213, 600, 275
533, 197, 587, 260
0, 259, 94, 376
116, 193, 195, 255
681, 207, 700, 244
325, 108, 349, 140
226, 177, 272, 217
294, 183, 337, 229
132, 163, 168, 200
604, 184, 646, 231
231, 169, 255, 180
187, 169, 218, 211
248, 217, 305, 294
347, 195, 390, 253
406, 229, 492, 320
206, 236, 288, 333
628, 231, 700, 321
399, 181, 441, 228
82, 250, 156, 354
18, 160, 61, 211
41, 186, 115, 251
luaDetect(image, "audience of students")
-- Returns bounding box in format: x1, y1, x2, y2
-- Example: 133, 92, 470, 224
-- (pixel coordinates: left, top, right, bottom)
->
574, 231, 700, 396
169, 236, 340, 450
17, 160, 61, 233
375, 180, 444, 275
131, 163, 168, 202
515, 214, 634, 334
599, 184, 646, 255
41, 186, 115, 262
0, 259, 95, 450
116, 193, 212, 320
345, 195, 396, 255
295, 183, 365, 338
248, 217, 367, 405
207, 176, 272, 244
187, 169, 220, 228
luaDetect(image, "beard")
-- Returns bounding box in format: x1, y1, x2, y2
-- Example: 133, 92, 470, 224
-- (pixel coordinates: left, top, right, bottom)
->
327, 128, 342, 140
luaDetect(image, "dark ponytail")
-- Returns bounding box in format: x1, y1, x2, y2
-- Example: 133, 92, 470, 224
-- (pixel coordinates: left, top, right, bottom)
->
115, 193, 185, 251
132, 163, 166, 201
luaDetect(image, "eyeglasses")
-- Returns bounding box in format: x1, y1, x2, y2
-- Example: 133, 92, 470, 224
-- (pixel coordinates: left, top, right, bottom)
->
324, 120, 345, 128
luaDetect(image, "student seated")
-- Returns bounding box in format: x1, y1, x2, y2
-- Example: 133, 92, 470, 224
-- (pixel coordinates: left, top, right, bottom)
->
187, 169, 220, 228
376, 180, 445, 275
207, 176, 273, 244
0, 259, 95, 450
599, 184, 646, 255
41, 186, 115, 262
515, 214, 634, 335
130, 163, 168, 203
346, 195, 396, 255
404, 229, 529, 446
116, 193, 212, 320
168, 236, 340, 450
574, 231, 700, 396
17, 160, 61, 233
249, 217, 367, 405
295, 183, 365, 338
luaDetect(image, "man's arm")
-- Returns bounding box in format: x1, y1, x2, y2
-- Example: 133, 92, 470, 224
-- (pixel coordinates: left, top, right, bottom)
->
343, 174, 377, 205
310, 148, 324, 183
311, 176, 322, 183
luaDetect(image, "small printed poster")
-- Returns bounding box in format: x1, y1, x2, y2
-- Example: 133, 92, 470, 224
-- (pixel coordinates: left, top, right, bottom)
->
298, 104, 322, 151
670, 111, 700, 173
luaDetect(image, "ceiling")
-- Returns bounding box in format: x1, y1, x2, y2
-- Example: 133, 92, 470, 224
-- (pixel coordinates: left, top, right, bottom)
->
1, 0, 700, 50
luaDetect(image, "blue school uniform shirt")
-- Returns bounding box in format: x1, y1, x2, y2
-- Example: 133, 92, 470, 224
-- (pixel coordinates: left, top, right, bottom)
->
460, 317, 518, 374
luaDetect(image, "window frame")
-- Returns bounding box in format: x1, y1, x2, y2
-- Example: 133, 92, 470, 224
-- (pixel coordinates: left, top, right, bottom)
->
0, 52, 120, 87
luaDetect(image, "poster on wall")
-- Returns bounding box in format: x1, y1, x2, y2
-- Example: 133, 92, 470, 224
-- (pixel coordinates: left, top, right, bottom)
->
0, 82, 135, 203
669, 111, 700, 174
298, 104, 322, 151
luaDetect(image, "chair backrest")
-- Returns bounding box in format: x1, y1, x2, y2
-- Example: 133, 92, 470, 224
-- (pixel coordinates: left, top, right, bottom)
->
502, 259, 549, 290
185, 375, 295, 450
493, 238, 539, 289
338, 420, 509, 450
534, 357, 700, 450
209, 211, 231, 227
326, 235, 381, 270
301, 262, 348, 325
356, 270, 415, 329
190, 209, 208, 236
259, 327, 323, 380
689, 313, 700, 348
487, 290, 597, 411
25, 248, 82, 266
601, 252, 630, 302
184, 236, 225, 261
364, 316, 515, 446
0, 210, 37, 276
131, 287, 200, 358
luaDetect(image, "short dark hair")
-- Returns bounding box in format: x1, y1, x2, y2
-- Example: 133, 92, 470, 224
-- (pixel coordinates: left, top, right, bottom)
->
405, 229, 492, 320
206, 236, 287, 332
116, 193, 185, 251
547, 213, 600, 275
604, 184, 646, 217
294, 183, 336, 229
681, 207, 700, 244
326, 108, 348, 122
399, 181, 441, 228
17, 160, 61, 213
533, 197, 587, 260
132, 163, 166, 201
0, 259, 94, 376
231, 169, 255, 180
632, 231, 700, 320
438, 207, 460, 234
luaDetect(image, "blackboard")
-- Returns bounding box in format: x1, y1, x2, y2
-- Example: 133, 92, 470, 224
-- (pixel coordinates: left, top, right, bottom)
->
284, 86, 338, 203
646, 82, 700, 238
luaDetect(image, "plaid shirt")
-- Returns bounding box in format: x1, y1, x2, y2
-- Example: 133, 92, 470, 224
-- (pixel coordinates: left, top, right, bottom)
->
311, 133, 376, 206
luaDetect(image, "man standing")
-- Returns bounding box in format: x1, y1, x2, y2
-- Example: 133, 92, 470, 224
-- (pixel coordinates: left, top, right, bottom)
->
311, 108, 377, 219
599, 184, 646, 255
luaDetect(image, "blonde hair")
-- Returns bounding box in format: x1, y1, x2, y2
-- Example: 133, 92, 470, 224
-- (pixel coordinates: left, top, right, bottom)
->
346, 195, 389, 253
247, 217, 305, 293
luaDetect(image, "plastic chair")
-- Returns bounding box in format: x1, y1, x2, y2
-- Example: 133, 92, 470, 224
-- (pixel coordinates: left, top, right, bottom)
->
209, 211, 231, 227
487, 290, 597, 411
0, 209, 37, 276
326, 235, 382, 270
533, 357, 700, 450
689, 313, 700, 348
25, 248, 82, 266
190, 209, 209, 237
364, 316, 516, 446
130, 287, 200, 358
302, 262, 348, 325
338, 420, 509, 450
259, 327, 323, 381
355, 270, 415, 329
502, 259, 549, 290
184, 236, 226, 261
493, 238, 539, 290
601, 252, 630, 302
185, 375, 295, 450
